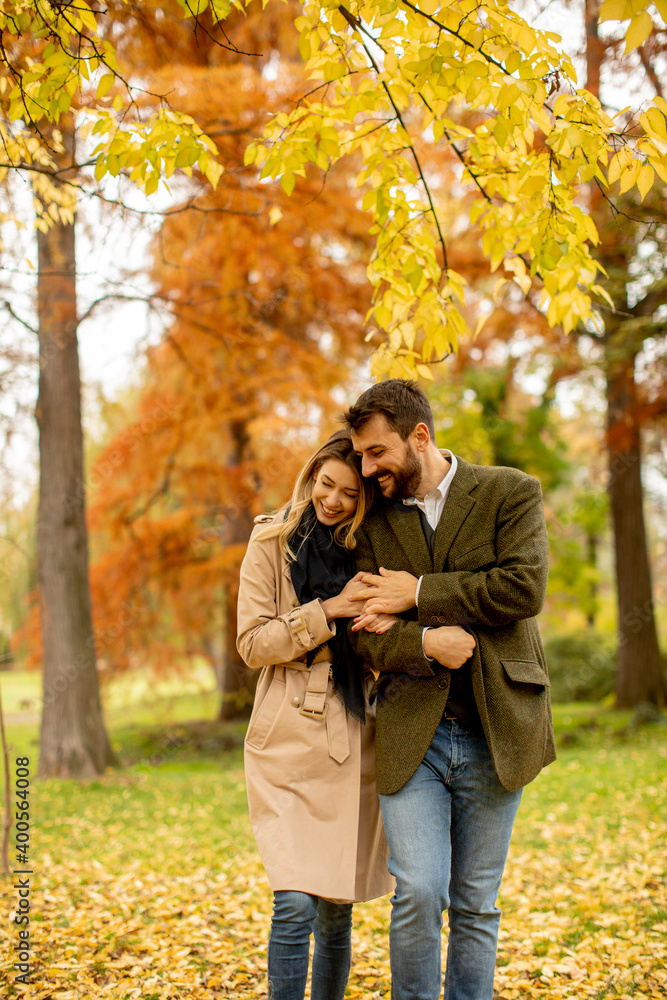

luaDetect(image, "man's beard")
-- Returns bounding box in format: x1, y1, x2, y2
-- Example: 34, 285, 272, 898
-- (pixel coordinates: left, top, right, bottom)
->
374, 444, 422, 503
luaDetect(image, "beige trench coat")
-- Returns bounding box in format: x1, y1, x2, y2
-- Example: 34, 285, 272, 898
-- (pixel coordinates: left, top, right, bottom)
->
237, 514, 393, 903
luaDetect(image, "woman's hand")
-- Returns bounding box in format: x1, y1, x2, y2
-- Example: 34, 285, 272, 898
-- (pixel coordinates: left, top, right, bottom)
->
321, 572, 367, 621
423, 626, 476, 669
351, 612, 399, 634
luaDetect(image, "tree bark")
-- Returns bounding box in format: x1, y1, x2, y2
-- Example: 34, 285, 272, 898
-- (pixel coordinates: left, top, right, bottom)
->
606, 347, 665, 707
585, 530, 597, 629
584, 0, 665, 707
218, 417, 257, 721
35, 123, 117, 776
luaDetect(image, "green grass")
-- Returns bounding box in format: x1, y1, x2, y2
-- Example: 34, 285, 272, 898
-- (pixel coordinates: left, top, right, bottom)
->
34, 751, 252, 870
1, 668, 666, 999
0, 665, 222, 758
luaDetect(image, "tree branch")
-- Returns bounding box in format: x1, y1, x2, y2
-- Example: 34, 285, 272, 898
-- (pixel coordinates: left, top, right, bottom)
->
339, 5, 449, 271
1, 300, 38, 334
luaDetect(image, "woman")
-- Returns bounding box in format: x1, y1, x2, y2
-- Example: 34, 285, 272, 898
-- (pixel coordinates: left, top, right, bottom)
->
236, 430, 395, 1000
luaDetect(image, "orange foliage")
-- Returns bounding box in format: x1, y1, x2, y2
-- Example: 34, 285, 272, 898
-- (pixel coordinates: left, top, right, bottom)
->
75, 6, 375, 681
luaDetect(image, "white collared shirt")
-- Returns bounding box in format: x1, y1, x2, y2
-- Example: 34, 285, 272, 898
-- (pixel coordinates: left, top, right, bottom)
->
404, 451, 457, 611
403, 451, 458, 530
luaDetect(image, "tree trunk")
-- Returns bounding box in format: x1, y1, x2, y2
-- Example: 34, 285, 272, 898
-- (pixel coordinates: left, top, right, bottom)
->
586, 531, 597, 629
35, 123, 118, 776
606, 349, 665, 707
218, 417, 257, 721
584, 0, 665, 708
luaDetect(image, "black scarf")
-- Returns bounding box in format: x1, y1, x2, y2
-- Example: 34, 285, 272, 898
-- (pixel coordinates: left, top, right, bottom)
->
289, 506, 366, 723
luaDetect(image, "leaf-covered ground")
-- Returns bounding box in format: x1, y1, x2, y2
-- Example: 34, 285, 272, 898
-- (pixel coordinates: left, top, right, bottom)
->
1, 721, 666, 999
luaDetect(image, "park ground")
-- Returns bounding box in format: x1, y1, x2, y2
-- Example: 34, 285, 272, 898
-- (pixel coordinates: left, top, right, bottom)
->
0, 670, 666, 999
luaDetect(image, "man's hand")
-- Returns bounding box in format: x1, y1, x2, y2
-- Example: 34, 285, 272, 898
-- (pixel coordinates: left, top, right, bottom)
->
423, 627, 476, 669
351, 567, 419, 614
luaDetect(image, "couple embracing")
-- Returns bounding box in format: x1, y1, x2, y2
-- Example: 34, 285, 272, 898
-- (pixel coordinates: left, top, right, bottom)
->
237, 379, 555, 1000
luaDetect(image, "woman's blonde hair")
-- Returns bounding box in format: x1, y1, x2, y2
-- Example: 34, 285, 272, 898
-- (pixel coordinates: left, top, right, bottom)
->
257, 430, 374, 561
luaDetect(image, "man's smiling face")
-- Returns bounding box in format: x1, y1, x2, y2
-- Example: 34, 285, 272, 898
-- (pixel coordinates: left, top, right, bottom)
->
351, 414, 423, 500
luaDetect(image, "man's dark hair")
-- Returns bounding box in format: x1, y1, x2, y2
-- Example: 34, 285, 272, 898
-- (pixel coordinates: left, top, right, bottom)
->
343, 379, 435, 441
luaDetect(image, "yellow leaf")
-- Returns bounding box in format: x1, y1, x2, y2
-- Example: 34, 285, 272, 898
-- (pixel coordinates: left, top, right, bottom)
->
619, 157, 641, 193
624, 10, 653, 53
608, 152, 622, 185
473, 313, 488, 337
598, 0, 628, 22
79, 8, 98, 34
654, 0, 667, 21
592, 283, 615, 308
643, 106, 667, 142
96, 73, 114, 99
268, 206, 282, 226
145, 172, 159, 195
636, 162, 654, 200
582, 212, 599, 245
652, 156, 667, 182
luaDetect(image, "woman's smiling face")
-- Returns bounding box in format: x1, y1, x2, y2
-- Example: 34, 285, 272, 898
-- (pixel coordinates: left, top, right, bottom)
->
311, 459, 360, 527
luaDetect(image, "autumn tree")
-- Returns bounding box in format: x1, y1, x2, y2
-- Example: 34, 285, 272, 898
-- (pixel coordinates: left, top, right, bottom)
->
2, 0, 667, 376
1, 2, 228, 775
568, 0, 666, 705
422, 0, 666, 705
16, 4, 379, 718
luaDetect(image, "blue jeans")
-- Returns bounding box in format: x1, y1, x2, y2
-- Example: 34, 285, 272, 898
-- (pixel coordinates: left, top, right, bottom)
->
267, 890, 353, 1000
379, 718, 522, 1000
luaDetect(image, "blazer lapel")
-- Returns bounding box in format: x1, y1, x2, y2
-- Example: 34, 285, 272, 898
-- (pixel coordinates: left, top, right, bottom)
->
433, 457, 479, 569
385, 503, 433, 575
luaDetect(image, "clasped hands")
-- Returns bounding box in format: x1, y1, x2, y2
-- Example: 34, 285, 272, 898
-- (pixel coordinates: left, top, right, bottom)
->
348, 567, 415, 636
351, 567, 476, 670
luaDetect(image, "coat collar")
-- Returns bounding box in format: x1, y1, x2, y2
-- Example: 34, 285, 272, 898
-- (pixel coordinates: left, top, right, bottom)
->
384, 456, 479, 573
432, 456, 478, 568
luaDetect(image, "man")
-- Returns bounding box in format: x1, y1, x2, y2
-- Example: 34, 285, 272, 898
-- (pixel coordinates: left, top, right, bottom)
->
343, 379, 554, 1000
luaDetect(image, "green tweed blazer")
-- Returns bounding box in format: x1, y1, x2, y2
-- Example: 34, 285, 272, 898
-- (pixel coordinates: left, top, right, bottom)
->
349, 457, 556, 796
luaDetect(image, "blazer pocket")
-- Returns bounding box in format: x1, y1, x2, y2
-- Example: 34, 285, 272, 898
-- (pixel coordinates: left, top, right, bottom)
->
502, 659, 550, 687
245, 669, 287, 750
453, 541, 496, 571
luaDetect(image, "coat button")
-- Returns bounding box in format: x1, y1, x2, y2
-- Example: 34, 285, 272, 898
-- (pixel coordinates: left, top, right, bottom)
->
292, 697, 301, 708
438, 616, 447, 623
437, 679, 448, 689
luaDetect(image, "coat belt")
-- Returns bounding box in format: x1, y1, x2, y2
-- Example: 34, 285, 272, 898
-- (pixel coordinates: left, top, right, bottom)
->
300, 660, 350, 764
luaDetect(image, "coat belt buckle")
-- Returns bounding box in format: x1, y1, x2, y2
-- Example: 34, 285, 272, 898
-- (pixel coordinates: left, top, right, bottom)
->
299, 702, 328, 719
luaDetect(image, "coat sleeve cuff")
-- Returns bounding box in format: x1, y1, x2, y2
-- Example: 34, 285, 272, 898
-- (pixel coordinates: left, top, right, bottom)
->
286, 599, 336, 649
